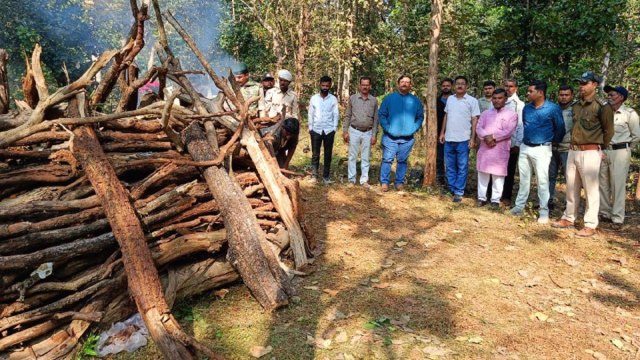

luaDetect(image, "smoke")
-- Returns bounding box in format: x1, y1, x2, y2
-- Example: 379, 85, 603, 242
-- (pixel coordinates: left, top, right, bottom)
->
6, 0, 235, 96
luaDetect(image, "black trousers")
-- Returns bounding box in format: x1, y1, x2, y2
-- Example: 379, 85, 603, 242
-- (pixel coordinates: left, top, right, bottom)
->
310, 130, 335, 179
501, 147, 520, 201
436, 142, 446, 184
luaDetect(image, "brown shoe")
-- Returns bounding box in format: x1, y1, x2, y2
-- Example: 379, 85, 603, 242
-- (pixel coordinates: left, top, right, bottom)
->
610, 223, 624, 231
552, 219, 574, 229
396, 184, 405, 191
381, 184, 390, 192
576, 227, 596, 237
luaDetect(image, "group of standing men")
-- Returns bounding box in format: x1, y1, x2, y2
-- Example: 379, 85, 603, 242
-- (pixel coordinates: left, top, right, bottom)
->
436, 72, 639, 237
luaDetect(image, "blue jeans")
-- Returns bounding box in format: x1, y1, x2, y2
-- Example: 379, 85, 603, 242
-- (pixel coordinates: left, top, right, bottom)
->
380, 134, 415, 185
444, 140, 470, 196
548, 150, 568, 202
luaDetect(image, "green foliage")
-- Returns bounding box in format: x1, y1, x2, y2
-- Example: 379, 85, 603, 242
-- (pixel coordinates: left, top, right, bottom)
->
76, 333, 100, 359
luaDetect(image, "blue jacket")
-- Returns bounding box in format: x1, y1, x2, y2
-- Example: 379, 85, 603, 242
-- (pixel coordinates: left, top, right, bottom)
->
522, 100, 565, 145
379, 92, 424, 137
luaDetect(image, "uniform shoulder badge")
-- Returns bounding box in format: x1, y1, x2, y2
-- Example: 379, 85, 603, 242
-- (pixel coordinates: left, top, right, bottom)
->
596, 97, 608, 106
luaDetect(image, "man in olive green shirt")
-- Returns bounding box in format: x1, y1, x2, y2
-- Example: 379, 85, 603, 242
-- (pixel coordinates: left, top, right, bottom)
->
553, 72, 614, 237
599, 85, 640, 230
229, 62, 261, 115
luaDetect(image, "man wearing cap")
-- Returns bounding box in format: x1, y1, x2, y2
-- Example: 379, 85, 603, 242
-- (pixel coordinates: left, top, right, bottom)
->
231, 62, 260, 114
260, 117, 300, 170
343, 76, 379, 187
553, 71, 614, 237
599, 85, 640, 230
263, 69, 300, 120
258, 73, 275, 116
309, 75, 339, 184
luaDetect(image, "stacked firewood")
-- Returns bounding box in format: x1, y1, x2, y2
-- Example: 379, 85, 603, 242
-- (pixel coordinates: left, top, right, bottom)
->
0, 2, 312, 359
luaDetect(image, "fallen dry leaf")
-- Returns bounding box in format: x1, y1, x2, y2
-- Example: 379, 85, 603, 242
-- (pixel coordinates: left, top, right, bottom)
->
563, 256, 580, 267
468, 335, 483, 344
517, 269, 529, 278
335, 330, 348, 343
592, 352, 607, 360
304, 286, 320, 291
323, 288, 339, 296
455, 293, 463, 299
530, 312, 549, 321
395, 241, 408, 247
372, 282, 390, 289
249, 345, 273, 358
525, 276, 543, 287
213, 288, 229, 299
611, 338, 624, 349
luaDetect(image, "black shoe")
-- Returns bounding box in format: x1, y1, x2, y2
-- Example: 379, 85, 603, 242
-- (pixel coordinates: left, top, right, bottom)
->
453, 195, 463, 203
548, 201, 555, 211
490, 202, 500, 210
476, 200, 487, 207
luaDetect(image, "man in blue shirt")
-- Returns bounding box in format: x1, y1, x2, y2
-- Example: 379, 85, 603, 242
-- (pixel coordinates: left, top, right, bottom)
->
378, 74, 424, 192
510, 80, 565, 223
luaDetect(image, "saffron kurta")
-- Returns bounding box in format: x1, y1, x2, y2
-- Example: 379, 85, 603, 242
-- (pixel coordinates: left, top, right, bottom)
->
476, 107, 518, 176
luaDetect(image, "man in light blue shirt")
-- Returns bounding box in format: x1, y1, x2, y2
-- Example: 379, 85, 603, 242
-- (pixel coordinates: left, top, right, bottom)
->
378, 74, 424, 192
439, 75, 481, 202
308, 75, 339, 184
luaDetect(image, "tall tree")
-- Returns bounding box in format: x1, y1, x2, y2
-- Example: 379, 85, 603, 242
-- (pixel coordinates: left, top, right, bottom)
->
423, 0, 443, 187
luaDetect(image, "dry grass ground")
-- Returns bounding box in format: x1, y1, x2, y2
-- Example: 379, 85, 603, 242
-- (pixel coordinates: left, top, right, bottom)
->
111, 130, 640, 360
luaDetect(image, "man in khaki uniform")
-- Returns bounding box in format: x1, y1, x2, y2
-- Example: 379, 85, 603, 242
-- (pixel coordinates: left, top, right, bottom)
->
553, 72, 614, 237
262, 69, 300, 120
599, 85, 640, 230
230, 63, 260, 114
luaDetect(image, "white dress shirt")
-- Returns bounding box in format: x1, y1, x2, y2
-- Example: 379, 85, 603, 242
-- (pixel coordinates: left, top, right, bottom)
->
505, 93, 525, 147
308, 93, 339, 134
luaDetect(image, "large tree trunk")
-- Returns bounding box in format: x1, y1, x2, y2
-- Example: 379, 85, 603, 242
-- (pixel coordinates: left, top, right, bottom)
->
0, 49, 9, 114
71, 125, 198, 359
422, 0, 443, 187
294, 4, 310, 97
182, 122, 292, 310
339, 1, 355, 105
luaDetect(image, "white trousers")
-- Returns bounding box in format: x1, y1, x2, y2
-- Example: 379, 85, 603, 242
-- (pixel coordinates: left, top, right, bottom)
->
477, 171, 505, 203
561, 149, 602, 228
347, 127, 373, 184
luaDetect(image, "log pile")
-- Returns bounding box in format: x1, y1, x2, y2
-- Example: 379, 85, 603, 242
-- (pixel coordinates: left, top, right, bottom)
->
0, 2, 312, 359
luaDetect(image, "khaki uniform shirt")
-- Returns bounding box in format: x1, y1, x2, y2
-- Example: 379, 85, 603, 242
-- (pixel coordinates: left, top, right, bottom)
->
223, 80, 260, 113
570, 95, 614, 146
264, 87, 300, 120
610, 104, 640, 147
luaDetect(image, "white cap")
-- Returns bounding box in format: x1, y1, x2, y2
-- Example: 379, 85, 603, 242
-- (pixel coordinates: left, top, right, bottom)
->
278, 69, 293, 82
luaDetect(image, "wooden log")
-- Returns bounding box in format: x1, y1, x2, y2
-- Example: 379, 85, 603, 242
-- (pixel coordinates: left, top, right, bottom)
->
0, 196, 100, 219
183, 122, 292, 309
0, 164, 74, 187
71, 125, 203, 359
0, 113, 29, 131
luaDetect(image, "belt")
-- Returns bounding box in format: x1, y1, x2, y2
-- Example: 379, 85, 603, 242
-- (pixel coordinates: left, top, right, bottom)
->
608, 142, 630, 150
524, 142, 551, 147
350, 125, 373, 132
571, 144, 600, 151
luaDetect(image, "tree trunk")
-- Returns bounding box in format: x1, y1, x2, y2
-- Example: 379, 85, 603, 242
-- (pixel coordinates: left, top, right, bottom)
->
294, 4, 310, 97
71, 125, 198, 359
0, 49, 9, 114
422, 0, 443, 187
340, 1, 355, 105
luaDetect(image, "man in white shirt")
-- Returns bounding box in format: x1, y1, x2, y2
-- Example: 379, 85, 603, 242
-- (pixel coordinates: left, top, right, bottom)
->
308, 75, 339, 184
501, 78, 525, 205
439, 75, 481, 202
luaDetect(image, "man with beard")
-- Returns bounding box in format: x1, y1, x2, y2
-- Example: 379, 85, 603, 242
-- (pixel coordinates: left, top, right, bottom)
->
553, 72, 614, 237
548, 85, 575, 210
263, 69, 300, 120
308, 75, 339, 184
379, 74, 424, 191
598, 85, 639, 230
436, 78, 453, 185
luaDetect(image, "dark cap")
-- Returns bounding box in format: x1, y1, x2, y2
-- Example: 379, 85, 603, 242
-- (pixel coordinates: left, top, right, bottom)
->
604, 85, 629, 101
231, 62, 249, 76
575, 71, 602, 84
262, 73, 274, 81
282, 117, 300, 134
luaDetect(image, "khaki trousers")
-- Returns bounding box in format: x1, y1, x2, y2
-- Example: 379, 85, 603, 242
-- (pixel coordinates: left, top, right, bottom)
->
561, 149, 602, 229
599, 147, 632, 224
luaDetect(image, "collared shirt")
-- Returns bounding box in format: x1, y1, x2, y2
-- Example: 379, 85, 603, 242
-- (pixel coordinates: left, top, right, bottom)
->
522, 100, 565, 145
436, 94, 450, 135
308, 93, 339, 134
264, 87, 300, 120
343, 92, 379, 137
478, 97, 494, 113
505, 93, 524, 147
258, 85, 274, 112
571, 95, 614, 146
555, 101, 576, 152
610, 104, 640, 147
223, 80, 260, 112
444, 93, 480, 142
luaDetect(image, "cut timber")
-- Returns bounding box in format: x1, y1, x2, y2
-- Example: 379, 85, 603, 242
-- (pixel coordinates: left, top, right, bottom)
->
0, 49, 8, 114
182, 122, 292, 309
241, 128, 310, 268
71, 125, 211, 359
